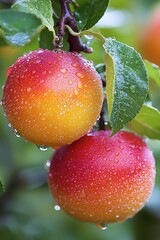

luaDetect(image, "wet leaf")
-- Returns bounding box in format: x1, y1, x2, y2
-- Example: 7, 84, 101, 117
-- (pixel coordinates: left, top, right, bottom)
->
127, 104, 160, 140
104, 38, 148, 135
0, 9, 42, 46
75, 0, 109, 30
145, 60, 160, 88
12, 0, 54, 33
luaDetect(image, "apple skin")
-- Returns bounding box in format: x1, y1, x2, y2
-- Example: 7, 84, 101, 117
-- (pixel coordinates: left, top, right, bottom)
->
48, 130, 156, 224
2, 49, 103, 148
139, 5, 160, 66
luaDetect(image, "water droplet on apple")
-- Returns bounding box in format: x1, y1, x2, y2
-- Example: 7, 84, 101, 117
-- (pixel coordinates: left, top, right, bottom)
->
68, 80, 73, 85
37, 145, 48, 151
59, 68, 68, 74
71, 63, 78, 68
78, 83, 82, 89
76, 72, 84, 79
96, 222, 107, 230
115, 152, 120, 156
13, 128, 21, 138
114, 158, 119, 164
54, 204, 61, 211
8, 123, 12, 128
45, 160, 50, 171
74, 89, 78, 95
27, 87, 31, 92
0, 100, 3, 106
106, 147, 111, 152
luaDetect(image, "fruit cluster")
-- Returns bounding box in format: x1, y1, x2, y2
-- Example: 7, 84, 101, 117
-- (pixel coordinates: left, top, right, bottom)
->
2, 49, 156, 226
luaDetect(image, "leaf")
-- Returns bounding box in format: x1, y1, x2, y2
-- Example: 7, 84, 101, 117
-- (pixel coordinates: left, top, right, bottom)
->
75, 0, 109, 30
145, 60, 160, 110
104, 38, 148, 135
0, 179, 4, 193
0, 9, 42, 46
127, 104, 160, 140
39, 27, 54, 50
145, 60, 160, 88
12, 0, 54, 33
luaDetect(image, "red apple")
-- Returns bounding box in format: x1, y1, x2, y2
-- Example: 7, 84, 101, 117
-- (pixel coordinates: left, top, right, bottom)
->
2, 49, 103, 148
48, 130, 156, 224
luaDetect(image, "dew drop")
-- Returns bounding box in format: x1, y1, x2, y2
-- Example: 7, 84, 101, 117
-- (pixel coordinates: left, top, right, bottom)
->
120, 145, 124, 150
37, 145, 48, 151
78, 83, 82, 89
0, 100, 3, 106
72, 63, 78, 68
36, 59, 41, 64
130, 145, 135, 149
106, 147, 111, 152
116, 215, 120, 219
54, 204, 61, 211
32, 70, 36, 74
59, 68, 68, 74
96, 222, 107, 230
129, 85, 136, 93
27, 87, 31, 92
84, 34, 94, 40
114, 158, 119, 164
40, 79, 45, 84
13, 129, 21, 138
45, 160, 50, 171
115, 152, 120, 156
2, 85, 4, 90
74, 89, 78, 95
8, 123, 12, 128
68, 80, 73, 85
76, 72, 84, 79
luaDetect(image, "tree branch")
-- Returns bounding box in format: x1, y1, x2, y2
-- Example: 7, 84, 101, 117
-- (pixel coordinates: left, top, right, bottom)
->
55, 0, 92, 53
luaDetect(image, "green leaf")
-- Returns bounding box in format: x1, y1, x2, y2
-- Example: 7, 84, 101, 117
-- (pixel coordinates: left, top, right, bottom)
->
0, 179, 4, 193
75, 0, 109, 30
0, 9, 42, 46
39, 27, 54, 50
127, 104, 160, 140
145, 60, 160, 88
145, 60, 160, 110
104, 38, 148, 135
12, 0, 55, 33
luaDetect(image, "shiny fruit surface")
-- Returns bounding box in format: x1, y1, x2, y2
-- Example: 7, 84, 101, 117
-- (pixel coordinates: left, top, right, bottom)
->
48, 130, 156, 224
2, 49, 103, 148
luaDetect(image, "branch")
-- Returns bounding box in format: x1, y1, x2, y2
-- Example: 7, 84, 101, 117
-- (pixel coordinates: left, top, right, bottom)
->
55, 0, 92, 53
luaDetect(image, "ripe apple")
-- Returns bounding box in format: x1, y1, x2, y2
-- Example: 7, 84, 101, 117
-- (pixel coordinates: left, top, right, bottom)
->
2, 49, 103, 148
48, 130, 156, 224
139, 5, 160, 66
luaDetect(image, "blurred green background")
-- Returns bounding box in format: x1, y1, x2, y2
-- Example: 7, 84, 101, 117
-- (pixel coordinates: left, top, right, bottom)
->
0, 0, 160, 239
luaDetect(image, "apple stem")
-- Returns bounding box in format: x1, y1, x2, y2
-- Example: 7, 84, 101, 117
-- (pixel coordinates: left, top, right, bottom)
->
55, 0, 92, 53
